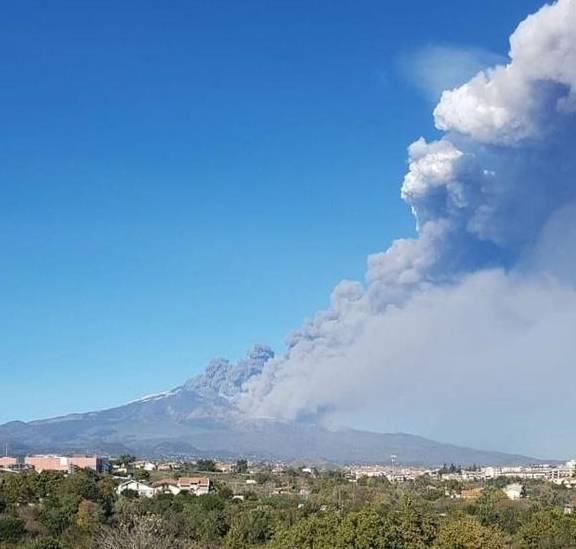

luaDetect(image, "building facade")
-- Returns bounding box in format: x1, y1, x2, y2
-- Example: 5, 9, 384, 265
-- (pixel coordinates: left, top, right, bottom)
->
25, 455, 108, 473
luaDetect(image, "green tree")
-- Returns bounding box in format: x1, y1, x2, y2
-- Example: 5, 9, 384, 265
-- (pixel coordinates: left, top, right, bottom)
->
516, 510, 576, 549
196, 459, 218, 472
133, 468, 151, 481
473, 488, 527, 534
120, 488, 140, 499
269, 512, 341, 549
197, 509, 230, 543
336, 507, 391, 549
29, 537, 64, 549
117, 454, 136, 467
0, 516, 26, 543
1, 473, 35, 504
235, 459, 249, 474
390, 497, 438, 548
434, 515, 507, 549
225, 506, 276, 547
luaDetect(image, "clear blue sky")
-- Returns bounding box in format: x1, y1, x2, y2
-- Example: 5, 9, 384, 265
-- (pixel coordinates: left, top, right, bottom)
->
0, 0, 544, 423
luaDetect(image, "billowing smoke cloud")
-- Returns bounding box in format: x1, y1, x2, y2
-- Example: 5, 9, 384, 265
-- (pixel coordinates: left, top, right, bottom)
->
238, 0, 576, 456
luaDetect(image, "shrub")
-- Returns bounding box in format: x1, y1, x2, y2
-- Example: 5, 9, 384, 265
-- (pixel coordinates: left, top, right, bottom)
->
0, 515, 26, 543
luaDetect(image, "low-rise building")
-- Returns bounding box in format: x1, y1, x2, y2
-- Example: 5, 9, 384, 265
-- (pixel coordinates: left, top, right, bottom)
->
25, 455, 108, 473
552, 477, 576, 488
216, 462, 234, 473
0, 456, 19, 468
178, 477, 210, 495
460, 470, 485, 481
150, 476, 210, 496
481, 461, 576, 483
152, 479, 182, 495
503, 483, 524, 500
133, 461, 157, 472
117, 480, 156, 498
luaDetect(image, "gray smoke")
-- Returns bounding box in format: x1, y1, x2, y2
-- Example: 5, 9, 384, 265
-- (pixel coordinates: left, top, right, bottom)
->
237, 0, 576, 456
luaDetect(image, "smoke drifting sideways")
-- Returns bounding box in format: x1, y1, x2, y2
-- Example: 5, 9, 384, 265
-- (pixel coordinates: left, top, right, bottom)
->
238, 0, 576, 457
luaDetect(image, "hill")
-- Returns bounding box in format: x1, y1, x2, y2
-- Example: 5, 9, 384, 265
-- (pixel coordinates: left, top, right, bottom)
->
0, 346, 547, 465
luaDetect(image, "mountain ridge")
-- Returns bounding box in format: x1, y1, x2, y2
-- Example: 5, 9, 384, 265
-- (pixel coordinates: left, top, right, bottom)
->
0, 346, 553, 465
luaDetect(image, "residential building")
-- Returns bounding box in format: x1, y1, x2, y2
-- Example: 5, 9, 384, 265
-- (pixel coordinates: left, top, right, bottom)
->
503, 483, 524, 500
151, 476, 211, 496
552, 477, 576, 488
460, 470, 485, 481
116, 480, 155, 498
177, 476, 210, 495
152, 479, 181, 495
134, 461, 157, 472
216, 462, 234, 473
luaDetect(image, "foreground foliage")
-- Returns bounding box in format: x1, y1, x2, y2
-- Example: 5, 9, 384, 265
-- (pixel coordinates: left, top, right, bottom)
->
1, 467, 576, 548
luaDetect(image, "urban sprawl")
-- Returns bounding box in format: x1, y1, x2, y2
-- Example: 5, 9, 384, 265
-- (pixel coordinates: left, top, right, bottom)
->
2, 453, 576, 503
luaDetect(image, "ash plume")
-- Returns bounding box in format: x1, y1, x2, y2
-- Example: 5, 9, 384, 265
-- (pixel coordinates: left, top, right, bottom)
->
237, 0, 576, 456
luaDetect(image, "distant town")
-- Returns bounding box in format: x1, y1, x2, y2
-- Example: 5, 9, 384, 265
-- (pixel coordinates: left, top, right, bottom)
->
2, 451, 576, 500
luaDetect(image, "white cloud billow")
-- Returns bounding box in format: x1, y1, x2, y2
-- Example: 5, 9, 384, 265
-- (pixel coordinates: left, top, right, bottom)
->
435, 0, 576, 144
237, 0, 576, 456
